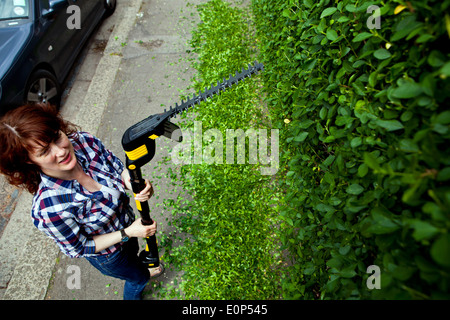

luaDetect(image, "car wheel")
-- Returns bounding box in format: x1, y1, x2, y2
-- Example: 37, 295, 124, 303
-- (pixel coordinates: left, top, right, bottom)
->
26, 70, 61, 107
104, 0, 116, 16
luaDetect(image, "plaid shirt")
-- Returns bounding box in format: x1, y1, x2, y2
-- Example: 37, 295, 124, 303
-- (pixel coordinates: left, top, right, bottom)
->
31, 132, 134, 258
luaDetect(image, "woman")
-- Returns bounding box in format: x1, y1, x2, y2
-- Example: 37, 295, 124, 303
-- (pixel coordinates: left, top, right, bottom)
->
0, 103, 163, 300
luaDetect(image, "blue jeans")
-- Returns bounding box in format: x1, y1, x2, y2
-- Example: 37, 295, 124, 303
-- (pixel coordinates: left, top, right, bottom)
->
85, 238, 150, 300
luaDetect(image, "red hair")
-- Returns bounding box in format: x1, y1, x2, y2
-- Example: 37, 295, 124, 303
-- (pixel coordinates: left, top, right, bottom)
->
0, 104, 79, 194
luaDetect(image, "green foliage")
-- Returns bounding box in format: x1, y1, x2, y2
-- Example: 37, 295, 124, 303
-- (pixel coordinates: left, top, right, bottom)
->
252, 0, 450, 299
162, 0, 282, 299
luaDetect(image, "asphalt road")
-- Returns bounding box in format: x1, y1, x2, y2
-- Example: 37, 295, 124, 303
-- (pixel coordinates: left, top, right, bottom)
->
0, 0, 205, 300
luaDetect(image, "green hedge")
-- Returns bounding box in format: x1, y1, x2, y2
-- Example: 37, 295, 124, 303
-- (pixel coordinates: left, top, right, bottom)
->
252, 0, 450, 299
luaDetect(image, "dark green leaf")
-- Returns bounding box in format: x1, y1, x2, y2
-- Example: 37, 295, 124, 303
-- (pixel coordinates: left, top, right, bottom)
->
373, 49, 391, 60
431, 234, 450, 268
337, 16, 350, 23
366, 207, 401, 234
408, 219, 439, 241
351, 136, 362, 148
399, 139, 419, 153
435, 110, 450, 124
294, 132, 309, 142
339, 266, 357, 278
427, 50, 446, 67
391, 16, 422, 41
327, 258, 342, 268
358, 163, 369, 177
346, 183, 364, 195
299, 119, 315, 129
374, 119, 404, 131
320, 7, 337, 19
439, 61, 450, 76
353, 32, 373, 42
323, 155, 336, 167
437, 167, 450, 181
339, 245, 351, 255
392, 81, 423, 99
363, 152, 381, 170
326, 29, 339, 41
345, 4, 357, 12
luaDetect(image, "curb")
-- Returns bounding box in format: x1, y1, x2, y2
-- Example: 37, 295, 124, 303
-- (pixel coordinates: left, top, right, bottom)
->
1, 0, 143, 300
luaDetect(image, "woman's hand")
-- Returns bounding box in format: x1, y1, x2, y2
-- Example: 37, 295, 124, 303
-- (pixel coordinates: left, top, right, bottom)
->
125, 218, 157, 238
134, 179, 154, 202
92, 218, 157, 252
121, 171, 154, 202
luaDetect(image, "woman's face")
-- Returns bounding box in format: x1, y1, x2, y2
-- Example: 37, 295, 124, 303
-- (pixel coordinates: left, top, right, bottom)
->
27, 131, 77, 179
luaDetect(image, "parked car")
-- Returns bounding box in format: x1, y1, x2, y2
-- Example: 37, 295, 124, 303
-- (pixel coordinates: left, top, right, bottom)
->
0, 0, 116, 114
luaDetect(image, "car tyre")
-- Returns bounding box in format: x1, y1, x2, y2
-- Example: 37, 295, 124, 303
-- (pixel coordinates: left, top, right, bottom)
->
104, 0, 116, 17
25, 70, 61, 108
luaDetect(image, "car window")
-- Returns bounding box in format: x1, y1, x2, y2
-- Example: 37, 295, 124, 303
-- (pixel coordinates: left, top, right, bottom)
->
0, 0, 30, 21
39, 0, 49, 11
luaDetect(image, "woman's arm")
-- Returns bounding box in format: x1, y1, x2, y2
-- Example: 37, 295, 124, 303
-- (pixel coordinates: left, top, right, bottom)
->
121, 169, 133, 190
92, 218, 157, 253
92, 230, 122, 253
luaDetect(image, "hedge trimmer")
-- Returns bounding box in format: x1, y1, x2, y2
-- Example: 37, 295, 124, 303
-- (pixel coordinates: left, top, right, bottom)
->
121, 62, 264, 268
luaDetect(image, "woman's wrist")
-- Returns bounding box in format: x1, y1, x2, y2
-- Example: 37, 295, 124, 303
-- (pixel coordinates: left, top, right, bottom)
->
124, 226, 136, 238
121, 228, 131, 240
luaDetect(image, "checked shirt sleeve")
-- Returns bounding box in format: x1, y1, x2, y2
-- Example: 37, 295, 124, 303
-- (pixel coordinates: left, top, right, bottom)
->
31, 192, 97, 258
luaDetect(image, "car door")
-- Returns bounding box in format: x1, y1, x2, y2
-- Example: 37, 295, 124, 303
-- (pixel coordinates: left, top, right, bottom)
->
75, 0, 103, 41
35, 0, 80, 82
